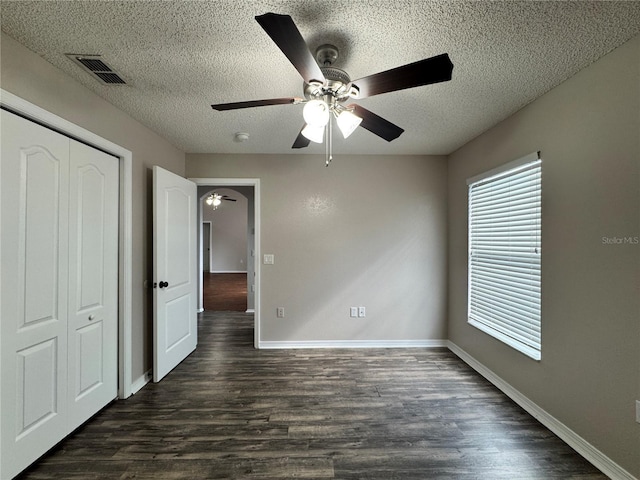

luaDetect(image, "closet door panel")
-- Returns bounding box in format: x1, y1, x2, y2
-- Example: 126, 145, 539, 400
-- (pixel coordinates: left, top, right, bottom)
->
1, 110, 70, 480
67, 140, 119, 430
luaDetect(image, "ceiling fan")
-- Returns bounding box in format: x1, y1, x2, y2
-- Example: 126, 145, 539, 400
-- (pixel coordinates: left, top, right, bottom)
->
205, 192, 236, 209
211, 13, 454, 164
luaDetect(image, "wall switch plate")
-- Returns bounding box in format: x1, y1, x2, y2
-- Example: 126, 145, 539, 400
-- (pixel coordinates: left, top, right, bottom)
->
358, 306, 366, 317
263, 254, 274, 265
350, 307, 358, 317
276, 307, 284, 318
636, 400, 640, 424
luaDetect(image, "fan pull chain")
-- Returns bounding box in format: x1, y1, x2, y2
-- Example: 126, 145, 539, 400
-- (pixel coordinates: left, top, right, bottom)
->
325, 116, 333, 167
325, 122, 329, 166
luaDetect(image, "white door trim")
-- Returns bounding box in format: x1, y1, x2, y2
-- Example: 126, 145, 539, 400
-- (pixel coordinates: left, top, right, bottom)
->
1, 89, 134, 398
190, 178, 260, 349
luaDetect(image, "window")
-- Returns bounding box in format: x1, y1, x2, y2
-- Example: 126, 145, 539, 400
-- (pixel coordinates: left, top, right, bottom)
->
467, 152, 542, 360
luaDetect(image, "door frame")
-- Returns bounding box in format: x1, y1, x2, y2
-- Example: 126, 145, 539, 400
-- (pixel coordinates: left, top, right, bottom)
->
1, 89, 135, 398
190, 178, 260, 348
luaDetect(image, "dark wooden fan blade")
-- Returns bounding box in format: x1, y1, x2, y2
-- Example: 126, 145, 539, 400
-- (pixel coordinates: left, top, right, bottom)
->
349, 105, 404, 142
351, 53, 453, 99
212, 97, 302, 111
223, 198, 237, 202
292, 126, 311, 149
255, 13, 325, 84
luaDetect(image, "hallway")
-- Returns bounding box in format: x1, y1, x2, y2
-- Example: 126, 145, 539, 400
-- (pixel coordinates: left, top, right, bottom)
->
203, 273, 247, 312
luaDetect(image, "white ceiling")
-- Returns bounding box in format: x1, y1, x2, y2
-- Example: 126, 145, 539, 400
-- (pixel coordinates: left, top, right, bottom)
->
2, 1, 639, 156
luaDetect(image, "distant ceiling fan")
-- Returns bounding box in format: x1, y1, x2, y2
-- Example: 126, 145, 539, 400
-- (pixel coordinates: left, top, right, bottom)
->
211, 13, 454, 164
205, 192, 236, 210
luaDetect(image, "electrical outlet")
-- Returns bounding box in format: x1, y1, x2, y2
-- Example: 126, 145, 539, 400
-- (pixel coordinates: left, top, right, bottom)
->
263, 254, 274, 265
350, 307, 358, 317
358, 306, 366, 317
636, 400, 640, 424
277, 307, 284, 318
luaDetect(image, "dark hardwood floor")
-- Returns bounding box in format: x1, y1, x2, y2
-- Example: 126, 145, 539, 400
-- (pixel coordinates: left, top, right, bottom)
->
203, 273, 247, 312
18, 312, 606, 479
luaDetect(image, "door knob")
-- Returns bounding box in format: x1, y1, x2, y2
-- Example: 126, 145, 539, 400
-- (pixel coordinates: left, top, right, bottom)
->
88, 314, 95, 321
159, 281, 169, 288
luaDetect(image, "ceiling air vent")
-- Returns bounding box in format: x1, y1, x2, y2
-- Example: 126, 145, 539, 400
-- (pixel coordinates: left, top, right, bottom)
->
66, 54, 127, 85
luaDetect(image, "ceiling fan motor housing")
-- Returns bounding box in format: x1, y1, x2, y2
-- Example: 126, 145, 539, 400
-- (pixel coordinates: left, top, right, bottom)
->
303, 44, 359, 103
304, 66, 358, 103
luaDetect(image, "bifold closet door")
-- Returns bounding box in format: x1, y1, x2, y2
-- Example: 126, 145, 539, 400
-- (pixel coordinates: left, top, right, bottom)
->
0, 109, 118, 479
67, 140, 119, 431
1, 111, 71, 479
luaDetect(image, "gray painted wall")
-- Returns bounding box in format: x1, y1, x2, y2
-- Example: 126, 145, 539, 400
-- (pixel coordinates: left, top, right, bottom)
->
447, 35, 639, 477
187, 154, 449, 343
1, 32, 186, 386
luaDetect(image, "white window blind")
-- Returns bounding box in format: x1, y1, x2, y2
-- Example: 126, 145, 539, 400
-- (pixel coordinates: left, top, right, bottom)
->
467, 152, 542, 360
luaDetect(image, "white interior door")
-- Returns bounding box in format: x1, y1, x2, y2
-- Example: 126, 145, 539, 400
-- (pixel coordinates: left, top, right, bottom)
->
153, 166, 197, 382
67, 141, 119, 429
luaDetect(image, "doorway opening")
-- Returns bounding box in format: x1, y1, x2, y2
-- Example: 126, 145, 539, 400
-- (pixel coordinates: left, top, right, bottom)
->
200, 187, 249, 312
191, 178, 261, 349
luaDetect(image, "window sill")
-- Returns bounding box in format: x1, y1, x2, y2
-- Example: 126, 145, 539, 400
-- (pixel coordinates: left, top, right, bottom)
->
468, 318, 541, 361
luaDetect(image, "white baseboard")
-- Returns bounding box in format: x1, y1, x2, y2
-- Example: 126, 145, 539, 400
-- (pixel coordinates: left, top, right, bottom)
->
209, 270, 247, 274
245, 309, 255, 313
259, 339, 448, 349
447, 341, 637, 480
197, 308, 204, 313
130, 370, 152, 395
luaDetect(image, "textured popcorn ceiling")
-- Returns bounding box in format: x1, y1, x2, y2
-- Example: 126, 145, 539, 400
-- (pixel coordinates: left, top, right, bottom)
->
2, 1, 639, 155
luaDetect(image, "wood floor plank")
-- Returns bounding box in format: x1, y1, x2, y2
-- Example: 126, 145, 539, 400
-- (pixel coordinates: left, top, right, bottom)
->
17, 312, 606, 479
203, 273, 247, 312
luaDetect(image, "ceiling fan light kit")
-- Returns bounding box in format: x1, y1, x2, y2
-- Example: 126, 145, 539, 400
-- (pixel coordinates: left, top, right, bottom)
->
211, 12, 454, 166
205, 194, 222, 208
205, 192, 237, 210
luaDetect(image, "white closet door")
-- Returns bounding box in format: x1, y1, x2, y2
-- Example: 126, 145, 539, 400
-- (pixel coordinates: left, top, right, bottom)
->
1, 110, 70, 479
67, 141, 118, 430
1, 110, 119, 479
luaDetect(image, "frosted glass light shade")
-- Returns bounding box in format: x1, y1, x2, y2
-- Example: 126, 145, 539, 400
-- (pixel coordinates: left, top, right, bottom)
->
301, 124, 325, 143
303, 100, 330, 127
336, 110, 362, 139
